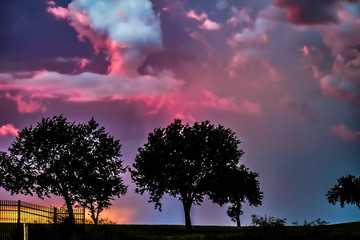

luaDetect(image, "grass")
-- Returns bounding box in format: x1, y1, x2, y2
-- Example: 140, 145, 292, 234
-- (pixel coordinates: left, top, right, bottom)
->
21, 221, 360, 240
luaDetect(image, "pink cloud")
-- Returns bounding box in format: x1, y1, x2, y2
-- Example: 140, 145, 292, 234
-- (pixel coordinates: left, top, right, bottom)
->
227, 7, 253, 27
229, 16, 270, 46
300, 45, 323, 61
138, 88, 262, 121
46, 4, 71, 19
200, 19, 221, 30
319, 75, 360, 103
0, 70, 184, 112
321, 3, 360, 57
0, 124, 19, 137
301, 46, 310, 57
202, 90, 261, 115
186, 10, 221, 31
75, 58, 90, 72
228, 51, 281, 82
187, 10, 207, 21
5, 92, 47, 114
306, 64, 322, 79
47, 0, 162, 74
330, 124, 360, 142
302, 4, 360, 104
0, 0, 185, 114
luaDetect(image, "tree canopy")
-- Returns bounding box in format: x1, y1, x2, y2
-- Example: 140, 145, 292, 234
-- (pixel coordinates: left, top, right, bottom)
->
130, 119, 245, 231
208, 165, 263, 226
326, 174, 360, 209
0, 115, 127, 223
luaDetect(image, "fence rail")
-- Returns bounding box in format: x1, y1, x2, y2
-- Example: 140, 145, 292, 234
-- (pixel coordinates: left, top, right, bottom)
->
0, 200, 85, 225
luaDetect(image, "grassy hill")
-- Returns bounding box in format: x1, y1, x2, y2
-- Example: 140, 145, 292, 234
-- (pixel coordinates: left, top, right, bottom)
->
23, 221, 360, 240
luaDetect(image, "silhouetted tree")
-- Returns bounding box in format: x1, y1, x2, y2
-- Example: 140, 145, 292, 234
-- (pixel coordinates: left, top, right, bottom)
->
208, 165, 263, 227
227, 204, 243, 227
326, 174, 360, 209
130, 119, 243, 231
0, 115, 127, 223
73, 118, 127, 224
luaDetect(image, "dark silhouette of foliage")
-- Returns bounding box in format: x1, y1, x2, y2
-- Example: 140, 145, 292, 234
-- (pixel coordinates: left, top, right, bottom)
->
226, 204, 243, 227
130, 119, 244, 231
0, 115, 127, 224
208, 165, 263, 227
326, 174, 360, 210
251, 214, 287, 227
292, 218, 329, 226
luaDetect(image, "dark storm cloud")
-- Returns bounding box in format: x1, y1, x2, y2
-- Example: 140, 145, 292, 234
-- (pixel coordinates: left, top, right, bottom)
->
273, 0, 359, 25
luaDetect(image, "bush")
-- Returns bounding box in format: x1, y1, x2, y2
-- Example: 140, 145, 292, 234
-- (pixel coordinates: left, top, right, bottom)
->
251, 214, 287, 227
292, 218, 329, 227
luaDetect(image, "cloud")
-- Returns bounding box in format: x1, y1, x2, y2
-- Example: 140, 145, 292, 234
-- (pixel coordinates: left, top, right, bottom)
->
230, 18, 268, 45
5, 93, 47, 113
228, 50, 281, 82
0, 70, 184, 112
0, 0, 187, 114
301, 46, 310, 57
227, 7, 253, 27
139, 87, 262, 121
47, 0, 162, 73
216, 0, 228, 11
321, 3, 360, 57
0, 124, 19, 137
299, 2, 360, 104
202, 90, 261, 115
75, 58, 90, 72
228, 6, 280, 46
273, 0, 360, 25
319, 75, 360, 103
330, 124, 360, 141
201, 19, 221, 31
186, 10, 221, 31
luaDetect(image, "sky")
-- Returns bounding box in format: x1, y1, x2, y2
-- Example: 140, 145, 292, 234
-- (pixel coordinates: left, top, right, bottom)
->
0, 0, 359, 226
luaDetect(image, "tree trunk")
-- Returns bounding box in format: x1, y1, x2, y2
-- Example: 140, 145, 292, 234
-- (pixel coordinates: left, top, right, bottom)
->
95, 207, 100, 224
90, 204, 98, 225
236, 201, 241, 227
236, 213, 241, 227
183, 201, 192, 231
64, 193, 75, 223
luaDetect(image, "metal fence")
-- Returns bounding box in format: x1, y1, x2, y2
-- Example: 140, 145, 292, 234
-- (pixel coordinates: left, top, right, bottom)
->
0, 200, 85, 225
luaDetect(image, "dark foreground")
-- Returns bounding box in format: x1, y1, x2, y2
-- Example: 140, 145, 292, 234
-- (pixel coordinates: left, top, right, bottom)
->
1, 222, 359, 240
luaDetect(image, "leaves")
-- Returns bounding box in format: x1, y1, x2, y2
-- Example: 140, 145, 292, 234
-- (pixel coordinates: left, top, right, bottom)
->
326, 174, 360, 209
251, 214, 287, 227
130, 119, 245, 230
131, 119, 243, 209
0, 115, 127, 223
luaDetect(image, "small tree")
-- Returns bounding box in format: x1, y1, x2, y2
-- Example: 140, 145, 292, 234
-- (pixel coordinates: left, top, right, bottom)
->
227, 205, 243, 227
73, 118, 127, 224
130, 119, 243, 231
208, 165, 263, 227
0, 115, 127, 223
326, 174, 360, 209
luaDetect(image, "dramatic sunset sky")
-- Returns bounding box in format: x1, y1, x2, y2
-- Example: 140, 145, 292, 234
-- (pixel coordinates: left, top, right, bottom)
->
0, 0, 359, 226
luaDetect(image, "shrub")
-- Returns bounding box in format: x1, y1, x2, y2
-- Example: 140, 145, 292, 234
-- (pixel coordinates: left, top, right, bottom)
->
251, 214, 287, 227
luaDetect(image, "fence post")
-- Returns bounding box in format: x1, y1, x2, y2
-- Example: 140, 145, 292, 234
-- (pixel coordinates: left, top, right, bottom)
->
83, 207, 85, 224
24, 223, 28, 240
54, 207, 57, 225
17, 200, 21, 224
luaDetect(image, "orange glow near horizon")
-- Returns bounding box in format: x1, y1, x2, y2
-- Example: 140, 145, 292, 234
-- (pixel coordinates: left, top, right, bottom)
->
85, 207, 136, 224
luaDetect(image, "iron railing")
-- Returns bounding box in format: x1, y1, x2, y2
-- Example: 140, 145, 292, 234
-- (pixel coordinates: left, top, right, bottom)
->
0, 200, 85, 225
